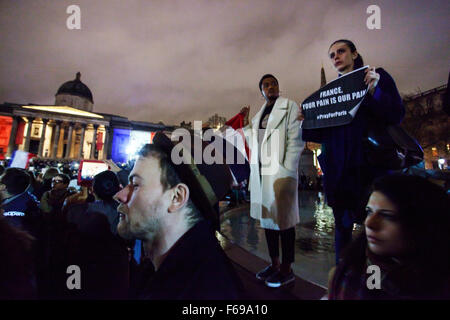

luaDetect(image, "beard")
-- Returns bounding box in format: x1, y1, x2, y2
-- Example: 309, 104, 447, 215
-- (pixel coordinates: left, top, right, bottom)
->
117, 218, 133, 240
117, 205, 162, 242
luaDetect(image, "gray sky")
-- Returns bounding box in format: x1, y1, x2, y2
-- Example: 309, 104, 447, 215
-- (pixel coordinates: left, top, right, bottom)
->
0, 0, 449, 125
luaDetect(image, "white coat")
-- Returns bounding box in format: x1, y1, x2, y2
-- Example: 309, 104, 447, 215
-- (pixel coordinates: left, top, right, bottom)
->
244, 96, 304, 230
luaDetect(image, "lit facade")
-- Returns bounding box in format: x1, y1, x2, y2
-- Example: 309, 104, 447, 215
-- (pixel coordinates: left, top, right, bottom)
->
207, 113, 227, 129
0, 72, 173, 163
402, 84, 449, 170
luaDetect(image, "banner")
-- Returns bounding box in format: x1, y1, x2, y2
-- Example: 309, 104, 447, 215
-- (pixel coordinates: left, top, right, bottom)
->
96, 131, 103, 151
301, 66, 369, 129
15, 120, 25, 145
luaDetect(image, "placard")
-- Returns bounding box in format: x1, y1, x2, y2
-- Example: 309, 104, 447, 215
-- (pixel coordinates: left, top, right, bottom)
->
301, 66, 369, 129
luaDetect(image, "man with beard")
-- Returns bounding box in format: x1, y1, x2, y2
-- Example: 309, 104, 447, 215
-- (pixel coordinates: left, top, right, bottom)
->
114, 132, 243, 300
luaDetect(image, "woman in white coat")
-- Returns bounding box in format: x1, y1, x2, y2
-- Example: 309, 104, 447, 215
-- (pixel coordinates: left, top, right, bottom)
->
238, 74, 304, 287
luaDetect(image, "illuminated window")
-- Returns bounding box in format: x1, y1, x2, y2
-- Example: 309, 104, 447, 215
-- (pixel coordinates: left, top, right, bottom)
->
432, 147, 438, 157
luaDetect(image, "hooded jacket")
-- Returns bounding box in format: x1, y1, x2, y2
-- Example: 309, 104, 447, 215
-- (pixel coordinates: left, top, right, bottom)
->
2, 191, 41, 237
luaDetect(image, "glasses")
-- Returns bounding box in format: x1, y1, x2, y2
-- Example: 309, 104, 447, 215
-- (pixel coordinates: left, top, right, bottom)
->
52, 179, 64, 184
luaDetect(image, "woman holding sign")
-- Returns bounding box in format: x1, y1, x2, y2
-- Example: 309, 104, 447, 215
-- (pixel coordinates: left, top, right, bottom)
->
302, 39, 405, 265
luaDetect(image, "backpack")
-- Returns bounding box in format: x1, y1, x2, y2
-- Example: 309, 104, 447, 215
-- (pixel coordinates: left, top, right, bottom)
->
364, 122, 424, 170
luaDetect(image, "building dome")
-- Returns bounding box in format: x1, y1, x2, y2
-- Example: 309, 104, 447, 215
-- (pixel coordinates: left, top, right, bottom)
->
56, 72, 93, 104
55, 72, 94, 111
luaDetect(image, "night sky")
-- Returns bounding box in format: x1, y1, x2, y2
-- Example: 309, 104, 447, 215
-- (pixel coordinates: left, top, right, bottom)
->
0, 0, 449, 125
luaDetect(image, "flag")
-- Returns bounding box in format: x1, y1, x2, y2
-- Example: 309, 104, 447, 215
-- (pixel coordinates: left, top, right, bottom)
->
15, 121, 25, 145
224, 112, 250, 160
10, 150, 36, 169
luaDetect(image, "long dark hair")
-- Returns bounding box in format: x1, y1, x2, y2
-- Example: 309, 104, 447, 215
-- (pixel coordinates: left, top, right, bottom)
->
339, 174, 450, 291
329, 39, 364, 70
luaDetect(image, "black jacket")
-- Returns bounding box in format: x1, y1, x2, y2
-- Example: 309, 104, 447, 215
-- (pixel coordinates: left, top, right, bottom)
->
1, 191, 41, 237
134, 220, 243, 300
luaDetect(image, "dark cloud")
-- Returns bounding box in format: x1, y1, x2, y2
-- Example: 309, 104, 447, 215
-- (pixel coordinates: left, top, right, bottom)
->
0, 0, 449, 125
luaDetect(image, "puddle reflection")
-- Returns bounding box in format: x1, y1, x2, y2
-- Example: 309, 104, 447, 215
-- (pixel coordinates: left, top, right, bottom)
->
221, 191, 338, 254
220, 191, 363, 287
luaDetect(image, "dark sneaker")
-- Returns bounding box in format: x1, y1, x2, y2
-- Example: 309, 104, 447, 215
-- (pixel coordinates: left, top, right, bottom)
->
265, 271, 295, 288
256, 265, 278, 281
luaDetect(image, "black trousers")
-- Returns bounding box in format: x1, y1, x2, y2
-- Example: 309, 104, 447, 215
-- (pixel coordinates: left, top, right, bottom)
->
332, 208, 354, 265
264, 227, 295, 265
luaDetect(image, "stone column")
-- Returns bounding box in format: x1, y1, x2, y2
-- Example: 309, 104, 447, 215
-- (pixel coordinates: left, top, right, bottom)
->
103, 126, 112, 160
90, 124, 99, 159
52, 121, 62, 158
65, 122, 74, 159
38, 119, 48, 157
78, 124, 86, 159
6, 116, 19, 157
23, 117, 35, 152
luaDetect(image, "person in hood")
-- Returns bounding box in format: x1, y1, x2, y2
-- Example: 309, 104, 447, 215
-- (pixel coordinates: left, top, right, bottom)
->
1, 168, 41, 237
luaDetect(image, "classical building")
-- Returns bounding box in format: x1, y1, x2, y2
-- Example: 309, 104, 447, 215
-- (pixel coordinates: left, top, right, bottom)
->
402, 84, 449, 170
0, 72, 173, 163
207, 113, 227, 129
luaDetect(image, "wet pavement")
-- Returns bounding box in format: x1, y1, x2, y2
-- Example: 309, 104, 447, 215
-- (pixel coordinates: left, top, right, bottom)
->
219, 190, 363, 288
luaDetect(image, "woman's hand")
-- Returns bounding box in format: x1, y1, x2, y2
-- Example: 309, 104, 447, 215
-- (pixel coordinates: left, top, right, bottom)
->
239, 105, 250, 116
364, 66, 380, 95
297, 105, 305, 121
240, 105, 250, 126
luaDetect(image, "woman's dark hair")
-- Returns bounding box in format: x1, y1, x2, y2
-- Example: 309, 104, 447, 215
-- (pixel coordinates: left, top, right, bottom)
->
258, 74, 278, 91
329, 39, 364, 70
371, 174, 450, 272
339, 174, 450, 292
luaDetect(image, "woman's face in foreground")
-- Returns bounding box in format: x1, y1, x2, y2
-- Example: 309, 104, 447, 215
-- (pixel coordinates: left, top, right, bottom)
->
328, 42, 357, 74
365, 191, 409, 257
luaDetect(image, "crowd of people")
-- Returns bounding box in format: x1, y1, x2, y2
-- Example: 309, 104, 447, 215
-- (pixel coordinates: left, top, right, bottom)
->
0, 162, 132, 299
0, 129, 248, 300
1, 39, 449, 300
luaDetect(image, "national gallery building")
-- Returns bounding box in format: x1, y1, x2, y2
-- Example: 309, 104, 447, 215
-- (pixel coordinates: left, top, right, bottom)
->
0, 73, 174, 164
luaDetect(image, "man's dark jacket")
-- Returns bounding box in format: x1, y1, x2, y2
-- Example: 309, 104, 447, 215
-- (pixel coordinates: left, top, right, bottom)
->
134, 220, 243, 300
2, 191, 41, 237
